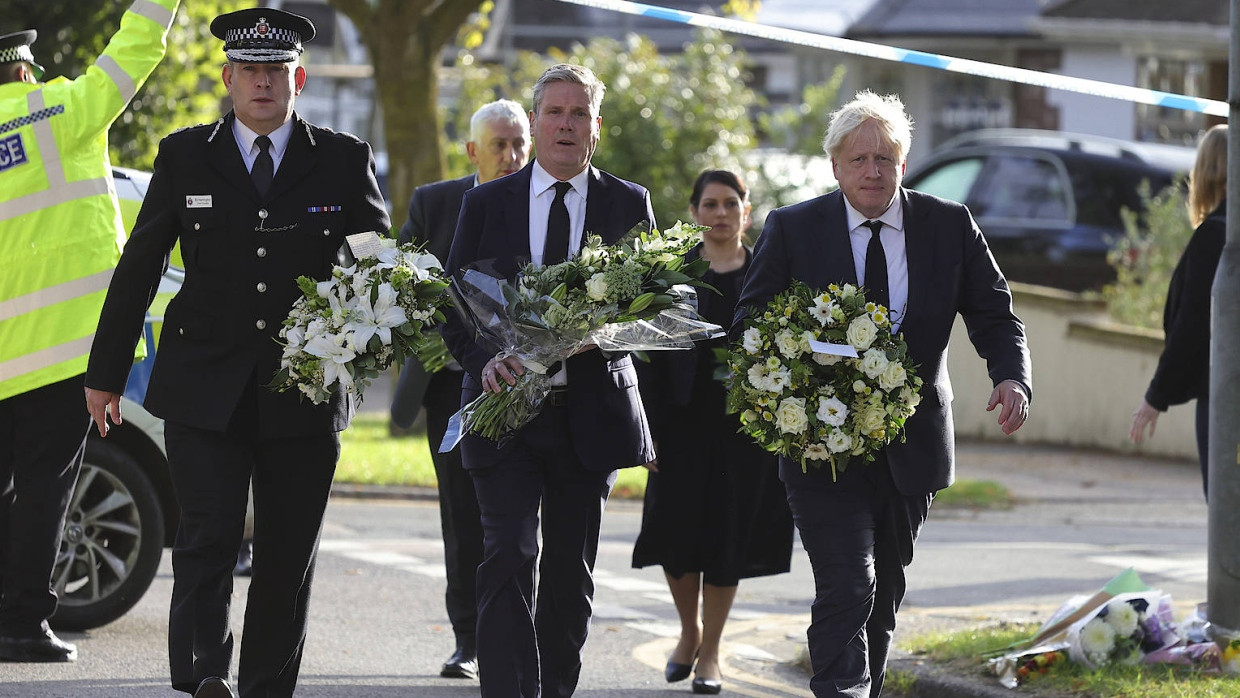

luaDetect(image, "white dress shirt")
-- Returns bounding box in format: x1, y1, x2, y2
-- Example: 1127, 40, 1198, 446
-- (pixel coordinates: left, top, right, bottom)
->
529, 161, 589, 266
232, 118, 294, 176
528, 161, 591, 385
843, 195, 909, 333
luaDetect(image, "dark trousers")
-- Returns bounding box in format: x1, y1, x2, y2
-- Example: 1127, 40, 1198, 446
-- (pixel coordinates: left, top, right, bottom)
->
0, 374, 90, 636
468, 405, 616, 698
163, 381, 339, 697
784, 456, 932, 698
425, 370, 483, 650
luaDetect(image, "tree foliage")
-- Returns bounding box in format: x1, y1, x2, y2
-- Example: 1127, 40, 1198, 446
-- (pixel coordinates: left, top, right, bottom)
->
0, 0, 245, 169
1103, 179, 1193, 329
450, 29, 759, 229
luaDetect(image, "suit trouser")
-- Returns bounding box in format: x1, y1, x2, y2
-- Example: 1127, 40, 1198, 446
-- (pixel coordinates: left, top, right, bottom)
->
467, 405, 616, 698
784, 455, 932, 698
424, 369, 483, 650
0, 374, 90, 636
163, 387, 339, 697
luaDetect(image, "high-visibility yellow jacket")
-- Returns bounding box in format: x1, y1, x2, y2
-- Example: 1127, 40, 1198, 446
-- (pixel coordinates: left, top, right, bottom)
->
0, 0, 179, 401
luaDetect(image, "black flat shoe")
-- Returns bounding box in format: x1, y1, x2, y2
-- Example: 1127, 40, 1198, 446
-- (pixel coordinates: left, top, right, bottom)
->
692, 676, 723, 694
665, 659, 693, 682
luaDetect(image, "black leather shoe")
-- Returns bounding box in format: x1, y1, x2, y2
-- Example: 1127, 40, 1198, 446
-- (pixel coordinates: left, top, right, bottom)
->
0, 629, 77, 662
665, 659, 693, 683
665, 648, 698, 683
440, 645, 478, 679
233, 539, 253, 577
692, 676, 723, 694
194, 676, 237, 698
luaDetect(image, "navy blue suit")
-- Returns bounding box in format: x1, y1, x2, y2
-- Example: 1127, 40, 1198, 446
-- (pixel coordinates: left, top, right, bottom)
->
442, 162, 656, 697
734, 188, 1031, 697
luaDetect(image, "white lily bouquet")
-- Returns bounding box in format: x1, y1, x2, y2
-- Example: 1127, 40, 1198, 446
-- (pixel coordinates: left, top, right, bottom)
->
723, 280, 922, 480
441, 221, 723, 449
267, 237, 450, 404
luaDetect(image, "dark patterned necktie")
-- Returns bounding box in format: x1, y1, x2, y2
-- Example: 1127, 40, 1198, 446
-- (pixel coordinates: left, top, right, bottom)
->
863, 219, 890, 311
252, 135, 273, 197
544, 181, 572, 265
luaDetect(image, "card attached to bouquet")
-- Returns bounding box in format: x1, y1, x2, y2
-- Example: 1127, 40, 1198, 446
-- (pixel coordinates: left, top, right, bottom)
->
346, 231, 386, 259
808, 339, 859, 358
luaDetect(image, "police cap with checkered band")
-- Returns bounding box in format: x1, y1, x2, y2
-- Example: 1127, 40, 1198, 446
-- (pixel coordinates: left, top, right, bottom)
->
210, 8, 316, 64
0, 30, 45, 79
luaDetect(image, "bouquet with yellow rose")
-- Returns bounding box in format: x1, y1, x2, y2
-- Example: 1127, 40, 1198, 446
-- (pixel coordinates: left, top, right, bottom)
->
722, 280, 922, 480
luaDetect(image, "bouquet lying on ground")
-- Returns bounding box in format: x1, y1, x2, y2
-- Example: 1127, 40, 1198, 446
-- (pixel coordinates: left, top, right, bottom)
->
987, 568, 1225, 688
722, 280, 922, 479
267, 237, 450, 404
441, 221, 722, 449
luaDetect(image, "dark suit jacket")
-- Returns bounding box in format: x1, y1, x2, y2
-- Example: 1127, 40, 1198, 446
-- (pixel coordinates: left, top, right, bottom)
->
734, 188, 1032, 495
1145, 201, 1225, 410
390, 175, 473, 423
442, 162, 657, 472
87, 111, 390, 437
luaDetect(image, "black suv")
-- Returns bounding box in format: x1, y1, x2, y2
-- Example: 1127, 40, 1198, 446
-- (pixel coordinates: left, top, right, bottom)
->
904, 129, 1196, 292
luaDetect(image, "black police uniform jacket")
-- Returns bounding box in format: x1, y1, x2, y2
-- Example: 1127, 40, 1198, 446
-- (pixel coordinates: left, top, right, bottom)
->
87, 111, 390, 438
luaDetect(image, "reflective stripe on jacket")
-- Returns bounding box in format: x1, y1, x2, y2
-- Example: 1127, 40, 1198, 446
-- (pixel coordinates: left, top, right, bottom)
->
0, 0, 178, 400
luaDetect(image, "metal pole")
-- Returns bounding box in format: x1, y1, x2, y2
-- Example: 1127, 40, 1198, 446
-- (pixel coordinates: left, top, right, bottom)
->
1208, 0, 1240, 653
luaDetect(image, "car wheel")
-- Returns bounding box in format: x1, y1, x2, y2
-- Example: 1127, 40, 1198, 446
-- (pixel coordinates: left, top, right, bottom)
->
49, 438, 165, 631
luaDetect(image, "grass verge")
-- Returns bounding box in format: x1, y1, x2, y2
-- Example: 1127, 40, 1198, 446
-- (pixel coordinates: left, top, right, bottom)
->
903, 621, 1240, 697
338, 414, 650, 498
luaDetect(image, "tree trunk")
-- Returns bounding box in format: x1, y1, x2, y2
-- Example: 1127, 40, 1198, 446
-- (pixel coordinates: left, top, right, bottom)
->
329, 0, 484, 230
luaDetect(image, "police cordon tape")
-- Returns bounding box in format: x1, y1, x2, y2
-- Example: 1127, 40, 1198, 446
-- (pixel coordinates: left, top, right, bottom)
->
556, 0, 1228, 118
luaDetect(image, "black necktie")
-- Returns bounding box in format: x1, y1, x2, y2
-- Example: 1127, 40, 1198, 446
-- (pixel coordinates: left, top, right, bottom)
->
863, 219, 890, 311
252, 135, 273, 197
544, 181, 572, 265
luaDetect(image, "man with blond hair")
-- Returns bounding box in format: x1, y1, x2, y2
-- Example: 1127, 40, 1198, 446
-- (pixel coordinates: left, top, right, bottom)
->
735, 90, 1032, 697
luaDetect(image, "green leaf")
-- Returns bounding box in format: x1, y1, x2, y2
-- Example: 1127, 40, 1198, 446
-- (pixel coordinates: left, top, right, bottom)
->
627, 292, 656, 314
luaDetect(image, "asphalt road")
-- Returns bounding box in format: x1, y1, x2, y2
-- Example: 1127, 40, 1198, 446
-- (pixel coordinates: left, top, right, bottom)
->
2, 439, 1208, 697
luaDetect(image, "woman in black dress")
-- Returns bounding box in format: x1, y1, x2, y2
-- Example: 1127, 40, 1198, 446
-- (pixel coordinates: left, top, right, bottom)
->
1130, 124, 1227, 497
633, 170, 794, 695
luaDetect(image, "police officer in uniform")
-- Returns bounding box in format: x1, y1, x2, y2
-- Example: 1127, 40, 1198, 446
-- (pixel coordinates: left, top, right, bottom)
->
0, 1, 177, 664
84, 8, 389, 698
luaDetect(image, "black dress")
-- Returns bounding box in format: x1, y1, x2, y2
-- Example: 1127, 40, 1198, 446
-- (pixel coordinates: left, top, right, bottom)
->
632, 246, 794, 586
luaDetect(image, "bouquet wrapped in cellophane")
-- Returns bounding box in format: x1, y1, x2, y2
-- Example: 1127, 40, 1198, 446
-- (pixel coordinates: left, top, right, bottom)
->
722, 280, 922, 480
267, 237, 450, 404
440, 221, 723, 450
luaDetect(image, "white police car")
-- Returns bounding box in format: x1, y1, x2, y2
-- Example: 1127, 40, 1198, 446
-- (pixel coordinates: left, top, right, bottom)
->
49, 167, 182, 630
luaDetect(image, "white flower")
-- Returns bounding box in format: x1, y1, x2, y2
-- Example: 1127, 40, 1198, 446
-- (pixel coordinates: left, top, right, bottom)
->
774, 397, 808, 435
741, 409, 760, 424
810, 296, 837, 326
817, 396, 848, 426
347, 282, 408, 352
775, 329, 801, 358
1104, 601, 1140, 638
899, 385, 921, 408
767, 365, 792, 392
803, 442, 830, 460
812, 352, 840, 366
825, 429, 852, 453
585, 273, 609, 302
741, 327, 763, 354
846, 315, 879, 351
860, 348, 889, 379
878, 362, 908, 392
856, 405, 887, 436
303, 332, 357, 391
1079, 617, 1117, 666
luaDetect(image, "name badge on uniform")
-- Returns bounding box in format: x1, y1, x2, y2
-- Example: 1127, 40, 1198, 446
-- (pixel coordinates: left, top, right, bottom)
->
186, 195, 213, 208
0, 134, 28, 172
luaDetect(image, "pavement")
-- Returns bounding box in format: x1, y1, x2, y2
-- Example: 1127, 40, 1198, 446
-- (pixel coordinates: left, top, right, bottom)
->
353, 376, 1210, 696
